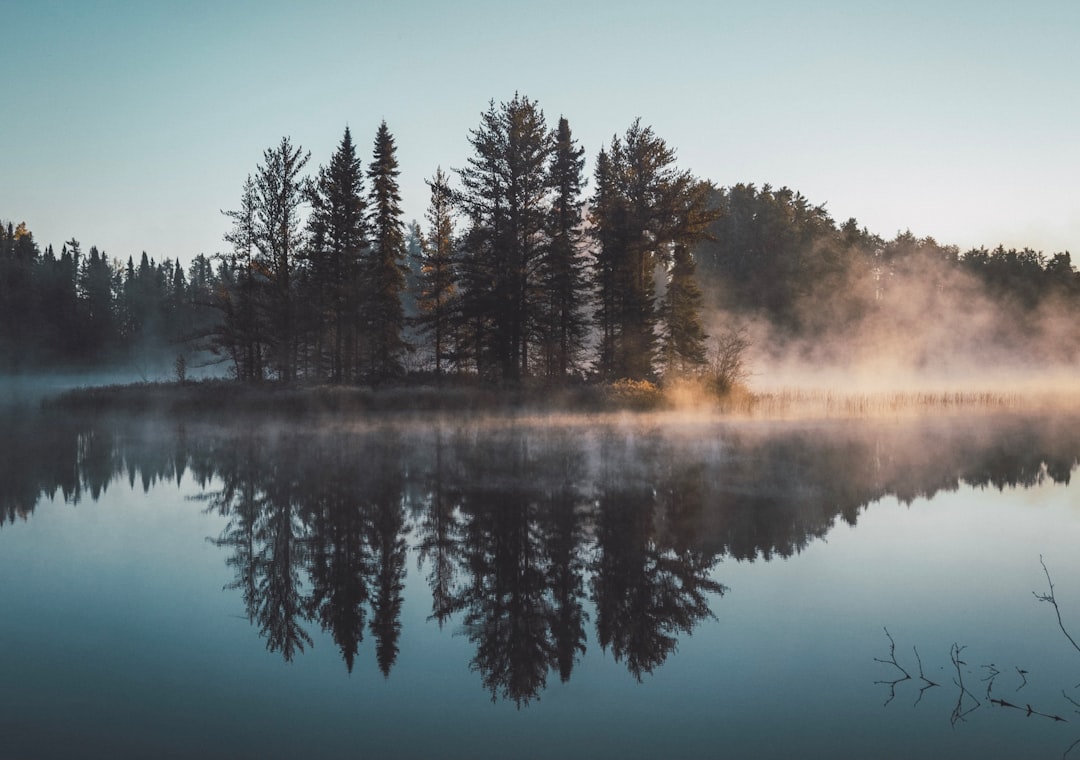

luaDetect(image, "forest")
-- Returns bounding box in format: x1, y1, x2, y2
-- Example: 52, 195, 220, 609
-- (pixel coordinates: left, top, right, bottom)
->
2, 93, 1078, 387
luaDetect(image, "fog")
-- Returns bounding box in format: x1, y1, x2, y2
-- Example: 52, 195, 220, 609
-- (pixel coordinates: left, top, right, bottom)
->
705, 246, 1080, 402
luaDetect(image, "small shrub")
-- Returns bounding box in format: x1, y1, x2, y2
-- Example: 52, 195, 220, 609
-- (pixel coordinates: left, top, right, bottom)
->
607, 378, 663, 410
706, 327, 750, 396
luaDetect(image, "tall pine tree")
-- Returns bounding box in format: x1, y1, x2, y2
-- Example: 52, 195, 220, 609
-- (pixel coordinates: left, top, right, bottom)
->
415, 167, 458, 379
306, 126, 368, 382
364, 121, 408, 380
254, 137, 310, 383
539, 116, 588, 379
589, 120, 715, 380
457, 95, 552, 382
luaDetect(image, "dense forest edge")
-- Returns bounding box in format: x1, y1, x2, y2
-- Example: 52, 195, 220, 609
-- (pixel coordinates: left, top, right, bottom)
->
3, 94, 1078, 409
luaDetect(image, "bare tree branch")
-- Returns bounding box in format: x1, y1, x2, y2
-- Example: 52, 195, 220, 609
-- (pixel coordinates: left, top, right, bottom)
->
1034, 555, 1080, 657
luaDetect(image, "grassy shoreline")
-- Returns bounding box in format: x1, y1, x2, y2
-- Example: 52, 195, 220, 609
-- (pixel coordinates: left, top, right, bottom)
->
36, 378, 1075, 421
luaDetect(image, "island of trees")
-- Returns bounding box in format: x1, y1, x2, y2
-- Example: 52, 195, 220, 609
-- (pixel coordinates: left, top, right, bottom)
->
2, 93, 1078, 393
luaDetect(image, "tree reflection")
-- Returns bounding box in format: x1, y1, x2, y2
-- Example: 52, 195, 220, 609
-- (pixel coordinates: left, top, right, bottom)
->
415, 429, 463, 628
453, 432, 558, 706
592, 436, 726, 679
540, 434, 589, 684
211, 435, 313, 662
303, 437, 371, 673
5, 408, 1080, 705
367, 436, 408, 677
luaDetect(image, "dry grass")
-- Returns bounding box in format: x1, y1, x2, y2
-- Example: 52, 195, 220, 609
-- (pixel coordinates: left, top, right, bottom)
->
718, 388, 1036, 419
42, 378, 1079, 422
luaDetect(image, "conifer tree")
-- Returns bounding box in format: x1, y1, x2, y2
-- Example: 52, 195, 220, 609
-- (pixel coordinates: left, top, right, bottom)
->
589, 121, 716, 380
0, 221, 38, 368
662, 244, 708, 373
457, 95, 552, 381
539, 116, 588, 379
254, 137, 310, 382
364, 121, 408, 380
307, 126, 368, 382
415, 167, 458, 378
221, 175, 265, 381
79, 245, 115, 358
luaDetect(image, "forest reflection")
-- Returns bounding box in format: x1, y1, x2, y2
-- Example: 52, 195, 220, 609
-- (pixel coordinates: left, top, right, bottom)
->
2, 410, 1078, 706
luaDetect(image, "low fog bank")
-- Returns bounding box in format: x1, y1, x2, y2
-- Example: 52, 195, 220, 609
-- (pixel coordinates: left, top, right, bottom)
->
695, 185, 1080, 404
0, 372, 155, 407
0, 363, 225, 407
741, 331, 1080, 398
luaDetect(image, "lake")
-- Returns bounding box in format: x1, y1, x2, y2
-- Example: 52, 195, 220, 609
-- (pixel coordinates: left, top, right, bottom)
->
1, 405, 1079, 759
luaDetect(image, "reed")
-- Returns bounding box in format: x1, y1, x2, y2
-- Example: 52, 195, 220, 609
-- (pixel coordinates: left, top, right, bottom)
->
722, 387, 1036, 419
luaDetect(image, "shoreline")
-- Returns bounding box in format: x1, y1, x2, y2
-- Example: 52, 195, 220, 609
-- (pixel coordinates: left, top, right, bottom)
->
29, 378, 1079, 422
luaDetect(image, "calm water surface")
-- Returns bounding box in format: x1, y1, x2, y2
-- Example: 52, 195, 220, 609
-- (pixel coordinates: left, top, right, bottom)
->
1, 407, 1079, 759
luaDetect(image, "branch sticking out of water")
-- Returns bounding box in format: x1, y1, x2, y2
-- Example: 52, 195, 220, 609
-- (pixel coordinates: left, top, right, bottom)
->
1034, 555, 1080, 658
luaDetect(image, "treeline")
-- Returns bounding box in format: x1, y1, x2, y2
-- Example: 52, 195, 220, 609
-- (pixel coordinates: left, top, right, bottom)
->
697, 184, 1080, 363
0, 222, 220, 372
4, 93, 1078, 380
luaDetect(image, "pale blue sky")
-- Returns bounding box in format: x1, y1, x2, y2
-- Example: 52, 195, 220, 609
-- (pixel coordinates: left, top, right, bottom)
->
3, 0, 1078, 266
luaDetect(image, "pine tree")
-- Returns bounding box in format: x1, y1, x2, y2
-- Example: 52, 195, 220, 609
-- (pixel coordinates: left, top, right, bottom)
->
415, 167, 458, 379
306, 126, 368, 382
221, 175, 265, 381
589, 121, 716, 380
539, 116, 588, 379
590, 148, 625, 378
364, 121, 408, 380
254, 137, 310, 383
662, 244, 708, 373
457, 95, 553, 381
0, 220, 38, 369
78, 245, 116, 359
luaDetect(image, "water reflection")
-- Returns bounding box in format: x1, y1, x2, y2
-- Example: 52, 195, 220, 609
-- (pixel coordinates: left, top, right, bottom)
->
2, 410, 1079, 706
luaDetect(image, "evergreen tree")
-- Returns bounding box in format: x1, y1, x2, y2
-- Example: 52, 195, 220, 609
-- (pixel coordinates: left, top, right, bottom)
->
403, 221, 423, 318
0, 221, 38, 368
589, 121, 715, 380
539, 116, 588, 379
221, 175, 265, 381
55, 240, 82, 358
306, 126, 368, 382
364, 121, 408, 380
415, 167, 458, 379
78, 245, 116, 359
590, 148, 625, 378
662, 244, 708, 373
457, 95, 553, 381
254, 137, 310, 382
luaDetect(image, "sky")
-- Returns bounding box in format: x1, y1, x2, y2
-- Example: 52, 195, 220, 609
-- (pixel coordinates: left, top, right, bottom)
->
3, 0, 1079, 268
